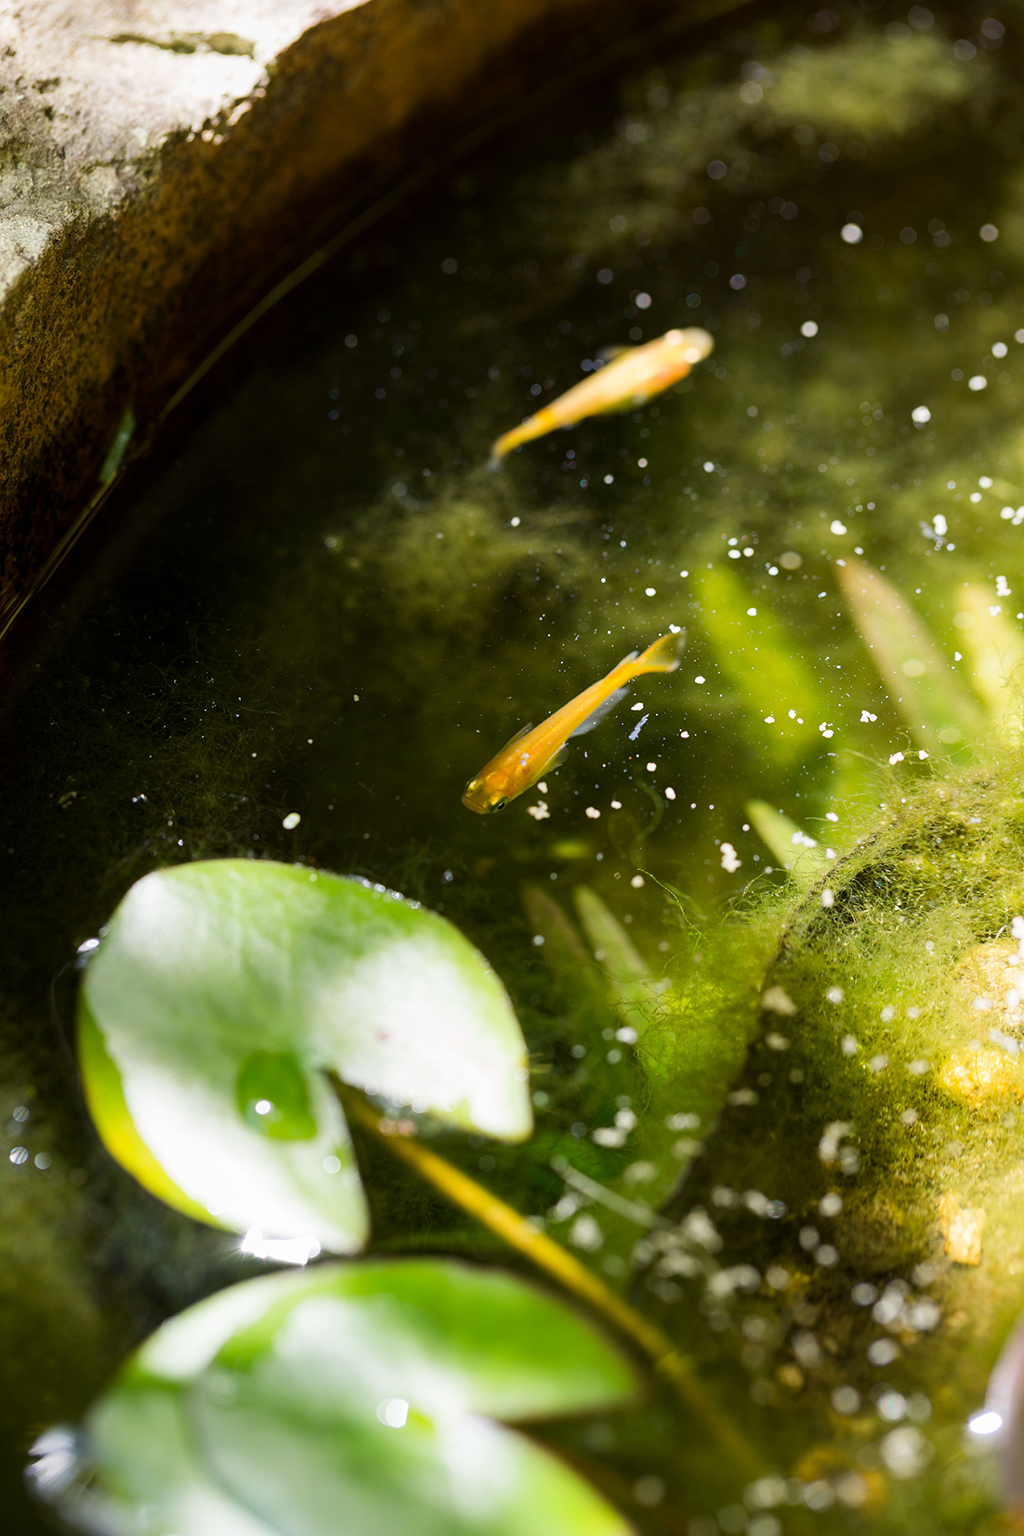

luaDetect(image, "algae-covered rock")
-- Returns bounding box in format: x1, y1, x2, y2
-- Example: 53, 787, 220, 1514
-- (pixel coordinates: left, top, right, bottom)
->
647, 763, 1024, 1529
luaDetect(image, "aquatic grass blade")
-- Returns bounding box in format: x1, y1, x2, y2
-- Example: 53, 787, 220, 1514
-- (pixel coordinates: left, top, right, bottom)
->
79, 861, 532, 1252
745, 799, 834, 890
826, 745, 880, 825
521, 882, 608, 1010
954, 584, 1024, 741
835, 556, 985, 754
45, 1259, 638, 1536
572, 884, 665, 1038
695, 567, 824, 764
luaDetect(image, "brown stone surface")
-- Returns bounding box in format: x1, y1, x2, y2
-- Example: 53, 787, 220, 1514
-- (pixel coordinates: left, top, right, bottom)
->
0, 0, 604, 630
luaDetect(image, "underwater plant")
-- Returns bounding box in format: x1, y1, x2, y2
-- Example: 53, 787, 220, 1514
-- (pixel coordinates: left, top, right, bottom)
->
51, 852, 775, 1533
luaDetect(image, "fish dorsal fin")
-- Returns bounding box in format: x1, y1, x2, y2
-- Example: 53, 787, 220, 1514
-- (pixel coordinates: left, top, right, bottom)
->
569, 684, 630, 737
598, 344, 633, 362
501, 722, 534, 750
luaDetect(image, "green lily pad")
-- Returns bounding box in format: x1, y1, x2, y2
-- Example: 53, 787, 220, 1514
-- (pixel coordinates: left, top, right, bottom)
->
51, 1259, 637, 1536
79, 861, 532, 1251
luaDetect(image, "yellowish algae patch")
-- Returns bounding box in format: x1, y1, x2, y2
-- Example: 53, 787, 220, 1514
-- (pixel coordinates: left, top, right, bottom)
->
939, 1192, 986, 1266
766, 30, 979, 142
937, 1046, 1024, 1115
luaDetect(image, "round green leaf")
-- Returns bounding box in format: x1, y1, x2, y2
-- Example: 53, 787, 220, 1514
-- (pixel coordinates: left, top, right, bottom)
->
79, 1385, 278, 1536
79, 861, 532, 1250
54, 1260, 637, 1536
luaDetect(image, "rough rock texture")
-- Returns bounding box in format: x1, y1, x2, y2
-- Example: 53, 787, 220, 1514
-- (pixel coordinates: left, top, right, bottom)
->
0, 0, 603, 632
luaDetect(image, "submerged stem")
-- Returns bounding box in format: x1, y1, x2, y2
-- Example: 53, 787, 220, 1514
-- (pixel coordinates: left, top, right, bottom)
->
336, 1082, 764, 1478
629, 774, 666, 865
628, 775, 694, 915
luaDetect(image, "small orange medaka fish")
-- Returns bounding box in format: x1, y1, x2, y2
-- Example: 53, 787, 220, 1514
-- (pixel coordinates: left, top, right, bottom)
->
462, 632, 685, 814
489, 327, 713, 466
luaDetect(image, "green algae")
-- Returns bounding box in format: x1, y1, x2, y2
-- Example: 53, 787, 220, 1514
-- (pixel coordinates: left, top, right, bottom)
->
642, 759, 1024, 1533
765, 29, 979, 142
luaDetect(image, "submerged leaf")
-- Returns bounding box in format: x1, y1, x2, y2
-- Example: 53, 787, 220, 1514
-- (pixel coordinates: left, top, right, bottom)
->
79, 861, 531, 1251
42, 1260, 637, 1536
522, 882, 607, 1006
826, 746, 880, 824
836, 557, 985, 754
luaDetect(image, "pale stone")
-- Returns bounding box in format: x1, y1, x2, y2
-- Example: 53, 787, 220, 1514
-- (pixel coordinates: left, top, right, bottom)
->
0, 0, 596, 628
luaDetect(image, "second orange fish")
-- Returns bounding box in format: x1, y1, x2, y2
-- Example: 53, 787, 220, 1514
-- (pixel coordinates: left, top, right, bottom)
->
489, 326, 713, 466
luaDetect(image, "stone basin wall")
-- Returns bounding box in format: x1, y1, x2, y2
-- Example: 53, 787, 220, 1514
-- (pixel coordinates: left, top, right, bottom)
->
0, 0, 644, 638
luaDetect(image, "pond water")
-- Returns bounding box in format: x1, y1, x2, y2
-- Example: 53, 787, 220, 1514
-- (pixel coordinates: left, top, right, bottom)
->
5, 2, 1024, 1531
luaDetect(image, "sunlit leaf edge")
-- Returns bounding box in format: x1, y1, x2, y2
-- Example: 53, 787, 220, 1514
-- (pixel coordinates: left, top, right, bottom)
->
78, 996, 215, 1228
77, 859, 532, 1245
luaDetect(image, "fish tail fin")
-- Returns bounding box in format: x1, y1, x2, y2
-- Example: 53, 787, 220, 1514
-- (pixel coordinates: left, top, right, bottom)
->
488, 414, 552, 466
488, 433, 515, 468
630, 629, 686, 676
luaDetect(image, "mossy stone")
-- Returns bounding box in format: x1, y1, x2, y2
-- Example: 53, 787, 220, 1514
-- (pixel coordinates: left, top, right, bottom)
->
651, 764, 1024, 1528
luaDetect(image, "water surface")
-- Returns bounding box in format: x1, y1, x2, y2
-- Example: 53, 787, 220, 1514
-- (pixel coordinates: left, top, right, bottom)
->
5, 4, 1024, 1529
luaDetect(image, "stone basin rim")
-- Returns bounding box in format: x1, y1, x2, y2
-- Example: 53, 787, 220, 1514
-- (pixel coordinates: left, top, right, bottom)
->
0, 0, 750, 651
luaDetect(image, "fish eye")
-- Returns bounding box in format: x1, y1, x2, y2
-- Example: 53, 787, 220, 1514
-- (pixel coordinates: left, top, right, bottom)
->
492, 797, 508, 811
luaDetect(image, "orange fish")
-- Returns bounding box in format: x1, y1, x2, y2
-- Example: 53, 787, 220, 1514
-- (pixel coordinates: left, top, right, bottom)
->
462, 632, 685, 814
489, 326, 713, 467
